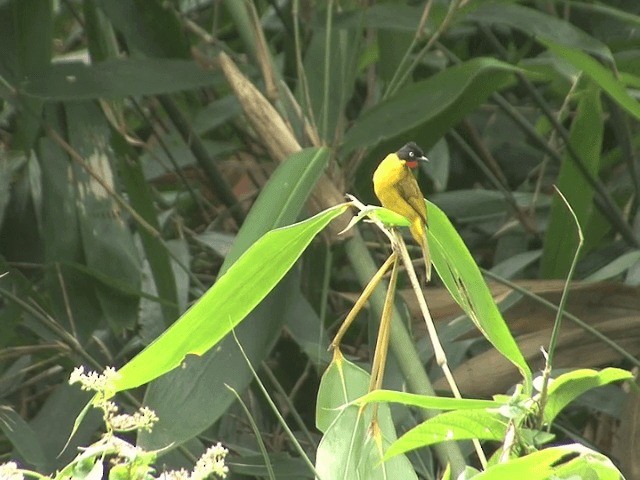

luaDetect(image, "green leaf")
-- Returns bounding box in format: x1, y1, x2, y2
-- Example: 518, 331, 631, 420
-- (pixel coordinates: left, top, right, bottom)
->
138, 147, 335, 450
315, 353, 418, 479
29, 383, 104, 469
467, 3, 611, 60
0, 406, 49, 470
316, 352, 370, 433
354, 390, 501, 411
473, 443, 623, 480
342, 58, 518, 153
96, 0, 189, 59
542, 38, 640, 121
371, 207, 411, 227
83, 0, 119, 63
114, 203, 347, 392
543, 368, 633, 424
65, 102, 141, 331
38, 114, 104, 340
0, 0, 52, 149
540, 82, 603, 278
428, 201, 532, 390
301, 14, 362, 142
384, 409, 507, 461
22, 59, 221, 100
113, 131, 179, 324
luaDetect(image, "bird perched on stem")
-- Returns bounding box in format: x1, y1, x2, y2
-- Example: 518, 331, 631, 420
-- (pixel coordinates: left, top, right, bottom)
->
372, 142, 431, 281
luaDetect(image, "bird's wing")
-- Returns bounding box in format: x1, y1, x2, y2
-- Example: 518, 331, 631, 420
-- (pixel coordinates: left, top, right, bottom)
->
396, 172, 428, 225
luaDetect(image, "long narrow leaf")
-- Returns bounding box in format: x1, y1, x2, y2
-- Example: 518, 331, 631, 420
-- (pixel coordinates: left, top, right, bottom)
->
113, 204, 347, 392
428, 201, 532, 390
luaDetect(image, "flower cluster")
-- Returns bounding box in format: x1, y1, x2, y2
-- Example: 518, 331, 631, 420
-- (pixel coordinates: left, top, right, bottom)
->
109, 405, 159, 433
1, 369, 229, 480
193, 443, 229, 479
69, 365, 119, 393
158, 443, 229, 480
69, 366, 158, 434
0, 462, 23, 480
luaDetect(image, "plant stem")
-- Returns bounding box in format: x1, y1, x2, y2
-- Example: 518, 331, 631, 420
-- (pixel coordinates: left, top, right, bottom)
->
343, 229, 467, 475
394, 231, 487, 469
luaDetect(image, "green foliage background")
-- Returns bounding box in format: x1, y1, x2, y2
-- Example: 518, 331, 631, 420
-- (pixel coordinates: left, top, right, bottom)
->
0, 0, 639, 478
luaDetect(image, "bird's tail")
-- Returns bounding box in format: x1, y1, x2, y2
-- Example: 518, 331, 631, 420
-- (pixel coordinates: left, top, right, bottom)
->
410, 219, 432, 282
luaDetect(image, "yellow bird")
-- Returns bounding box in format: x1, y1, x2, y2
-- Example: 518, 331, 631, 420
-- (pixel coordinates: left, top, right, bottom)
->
373, 142, 431, 281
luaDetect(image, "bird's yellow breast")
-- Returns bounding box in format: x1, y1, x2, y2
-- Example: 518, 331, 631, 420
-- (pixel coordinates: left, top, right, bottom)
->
373, 153, 416, 219
372, 153, 409, 188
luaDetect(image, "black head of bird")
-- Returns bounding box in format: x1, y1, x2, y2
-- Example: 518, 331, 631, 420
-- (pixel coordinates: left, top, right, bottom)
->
396, 142, 429, 169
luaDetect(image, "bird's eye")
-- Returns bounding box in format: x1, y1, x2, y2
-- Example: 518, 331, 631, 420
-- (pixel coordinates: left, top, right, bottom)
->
409, 151, 414, 157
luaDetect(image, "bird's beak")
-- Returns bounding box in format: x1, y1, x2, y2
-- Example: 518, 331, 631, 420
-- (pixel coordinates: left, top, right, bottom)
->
418, 155, 429, 162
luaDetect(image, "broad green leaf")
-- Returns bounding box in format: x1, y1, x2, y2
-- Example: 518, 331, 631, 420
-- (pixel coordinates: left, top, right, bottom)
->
377, 28, 413, 85
29, 383, 104, 469
113, 131, 179, 324
354, 390, 501, 411
467, 2, 611, 60
22, 59, 221, 100
371, 206, 411, 227
114, 203, 347, 392
0, 406, 49, 470
552, 446, 624, 480
543, 368, 633, 424
83, 0, 119, 63
540, 83, 603, 278
315, 353, 418, 479
96, 0, 189, 59
428, 201, 532, 390
342, 58, 517, 153
38, 115, 103, 340
543, 39, 640, 121
384, 409, 507, 461
0, 0, 51, 149
301, 14, 362, 142
66, 102, 141, 331
316, 351, 370, 433
473, 443, 623, 480
139, 148, 335, 449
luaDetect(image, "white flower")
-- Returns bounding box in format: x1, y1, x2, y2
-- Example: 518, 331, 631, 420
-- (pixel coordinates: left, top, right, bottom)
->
109, 406, 159, 433
157, 468, 190, 480
192, 443, 229, 479
68, 366, 120, 393
0, 462, 24, 480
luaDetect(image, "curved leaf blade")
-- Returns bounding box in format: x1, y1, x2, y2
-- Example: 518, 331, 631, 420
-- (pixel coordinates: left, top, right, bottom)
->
540, 82, 603, 278
342, 58, 517, 152
138, 147, 335, 449
543, 39, 640, 121
114, 203, 347, 393
384, 409, 507, 461
354, 390, 501, 411
543, 367, 633, 424
467, 3, 611, 60
428, 201, 532, 390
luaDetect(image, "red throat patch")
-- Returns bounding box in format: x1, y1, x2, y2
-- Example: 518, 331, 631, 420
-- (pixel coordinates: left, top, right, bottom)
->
406, 160, 418, 169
